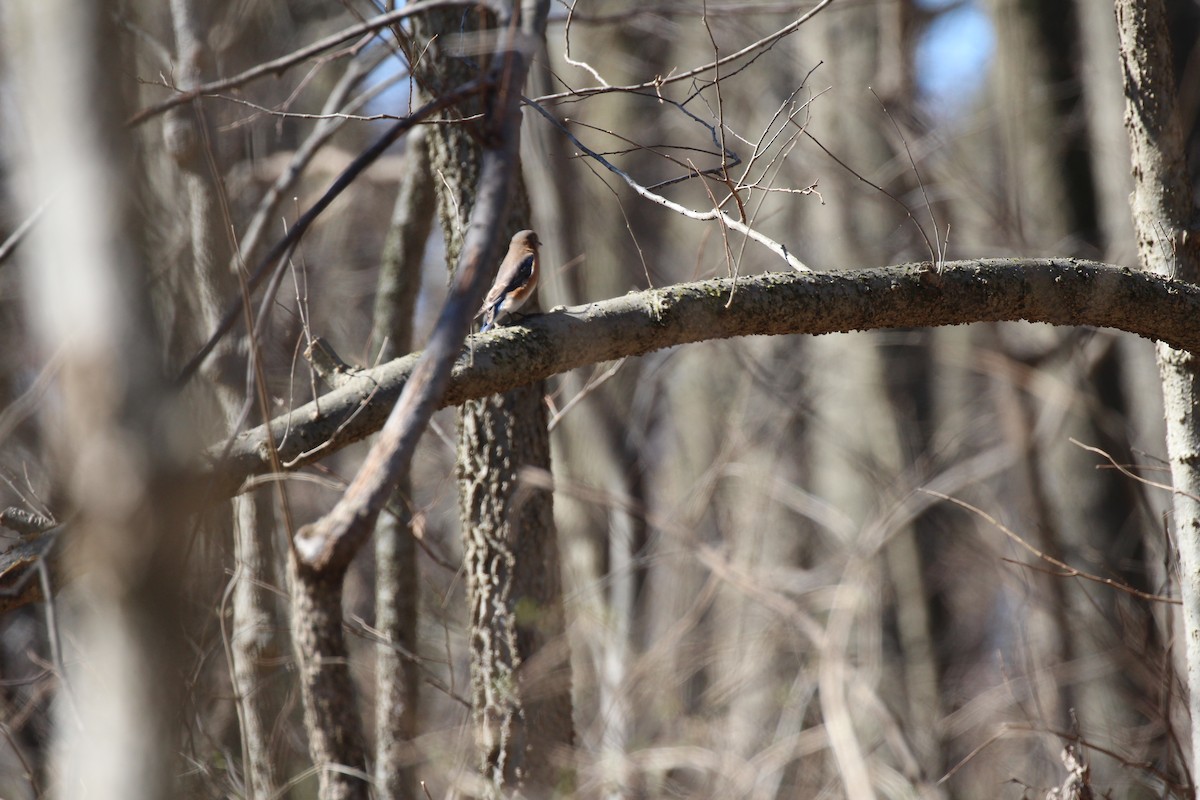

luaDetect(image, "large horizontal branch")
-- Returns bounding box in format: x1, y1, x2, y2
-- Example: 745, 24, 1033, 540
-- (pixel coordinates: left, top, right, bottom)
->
1, 256, 1192, 610
212, 258, 1198, 497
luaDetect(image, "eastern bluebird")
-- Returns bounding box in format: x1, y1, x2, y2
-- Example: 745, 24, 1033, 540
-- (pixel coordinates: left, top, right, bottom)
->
477, 230, 541, 332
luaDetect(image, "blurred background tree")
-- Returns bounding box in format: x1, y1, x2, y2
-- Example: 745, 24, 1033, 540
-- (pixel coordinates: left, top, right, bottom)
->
0, 0, 1194, 798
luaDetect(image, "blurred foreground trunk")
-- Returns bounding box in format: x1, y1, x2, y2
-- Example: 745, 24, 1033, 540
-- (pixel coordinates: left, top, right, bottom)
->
4, 1, 194, 797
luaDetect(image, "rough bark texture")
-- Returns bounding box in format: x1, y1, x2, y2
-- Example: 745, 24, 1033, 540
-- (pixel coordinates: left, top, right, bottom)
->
285, 3, 540, 797
1115, 0, 1200, 777
289, 555, 369, 800
459, 387, 574, 794
409, 3, 574, 794
287, 80, 522, 800
1117, 0, 1196, 265
371, 125, 435, 800
192, 259, 1200, 502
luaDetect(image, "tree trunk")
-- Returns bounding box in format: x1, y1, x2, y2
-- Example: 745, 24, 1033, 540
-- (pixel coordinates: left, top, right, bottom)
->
524, 37, 650, 785
1115, 0, 1200, 775
407, 3, 574, 794
165, 2, 285, 795
372, 125, 435, 800
6, 2, 193, 797
459, 388, 574, 793
289, 555, 369, 800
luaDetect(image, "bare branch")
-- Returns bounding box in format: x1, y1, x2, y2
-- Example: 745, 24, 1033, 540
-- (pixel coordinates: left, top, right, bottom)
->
7, 256, 1191, 609
175, 79, 487, 386
291, 100, 524, 572
919, 489, 1179, 605
126, 0, 490, 126
0, 196, 50, 268
537, 0, 835, 104
213, 259, 1200, 498
524, 97, 810, 271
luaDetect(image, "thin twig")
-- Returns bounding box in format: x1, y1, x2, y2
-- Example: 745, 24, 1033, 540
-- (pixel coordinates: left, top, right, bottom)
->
126, 0, 489, 126
0, 196, 51, 268
175, 79, 487, 386
524, 96, 810, 271
920, 488, 1179, 605
535, 0, 835, 105
556, 3, 833, 23
802, 128, 939, 265
1069, 437, 1180, 496
38, 554, 82, 730
547, 358, 627, 431
870, 87, 944, 266
0, 349, 62, 452
562, 0, 609, 87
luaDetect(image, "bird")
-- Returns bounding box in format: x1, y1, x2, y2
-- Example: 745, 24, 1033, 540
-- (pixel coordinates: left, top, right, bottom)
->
477, 229, 541, 332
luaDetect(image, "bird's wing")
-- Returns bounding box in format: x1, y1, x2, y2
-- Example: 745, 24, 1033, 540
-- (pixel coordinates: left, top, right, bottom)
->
478, 252, 535, 315
500, 253, 535, 296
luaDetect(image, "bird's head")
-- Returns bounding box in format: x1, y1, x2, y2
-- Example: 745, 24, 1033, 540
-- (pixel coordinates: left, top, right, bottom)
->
514, 229, 541, 250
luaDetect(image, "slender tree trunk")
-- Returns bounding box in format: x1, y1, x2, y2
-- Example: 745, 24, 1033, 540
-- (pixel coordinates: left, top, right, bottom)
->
525, 36, 649, 790
1078, 0, 1137, 263
795, 5, 931, 795
165, 2, 285, 796
1080, 8, 1175, 753
1115, 0, 1200, 775
988, 0, 1081, 249
372, 125, 435, 800
230, 492, 282, 798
